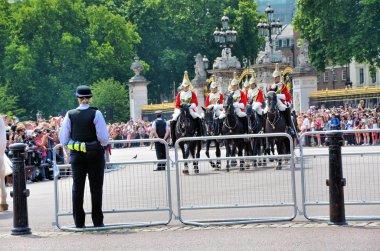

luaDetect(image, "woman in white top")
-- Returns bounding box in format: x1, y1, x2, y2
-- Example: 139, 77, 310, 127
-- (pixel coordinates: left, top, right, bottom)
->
345, 115, 354, 145
361, 114, 370, 145
370, 118, 378, 145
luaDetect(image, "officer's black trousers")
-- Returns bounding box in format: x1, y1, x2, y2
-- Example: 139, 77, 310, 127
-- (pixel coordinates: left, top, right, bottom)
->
155, 141, 167, 170
70, 148, 105, 227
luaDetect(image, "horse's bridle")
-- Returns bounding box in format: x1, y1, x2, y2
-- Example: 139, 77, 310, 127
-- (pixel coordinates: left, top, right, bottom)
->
223, 95, 238, 132
266, 92, 281, 130
205, 111, 217, 136
248, 111, 260, 132
177, 109, 195, 137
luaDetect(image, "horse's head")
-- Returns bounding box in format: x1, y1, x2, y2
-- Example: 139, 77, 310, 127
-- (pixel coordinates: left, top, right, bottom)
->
202, 106, 215, 136
179, 104, 190, 116
245, 104, 252, 116
266, 91, 278, 113
223, 94, 234, 115
177, 104, 195, 137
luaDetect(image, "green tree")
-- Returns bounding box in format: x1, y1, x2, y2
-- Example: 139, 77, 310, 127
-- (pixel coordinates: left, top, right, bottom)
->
90, 78, 129, 123
293, 0, 380, 70
102, 0, 260, 103
0, 83, 23, 115
0, 0, 139, 120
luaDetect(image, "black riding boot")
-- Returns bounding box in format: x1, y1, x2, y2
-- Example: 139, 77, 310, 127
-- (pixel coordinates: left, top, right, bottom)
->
262, 113, 266, 132
219, 118, 224, 135
240, 116, 249, 142
239, 117, 248, 134
170, 120, 177, 146
214, 118, 220, 135
284, 108, 295, 135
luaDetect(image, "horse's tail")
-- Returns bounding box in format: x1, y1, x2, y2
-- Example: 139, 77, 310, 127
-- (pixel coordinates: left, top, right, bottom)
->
3, 154, 12, 176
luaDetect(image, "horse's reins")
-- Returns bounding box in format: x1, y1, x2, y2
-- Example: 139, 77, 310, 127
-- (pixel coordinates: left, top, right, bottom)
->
224, 110, 237, 132
177, 108, 198, 137
266, 99, 281, 130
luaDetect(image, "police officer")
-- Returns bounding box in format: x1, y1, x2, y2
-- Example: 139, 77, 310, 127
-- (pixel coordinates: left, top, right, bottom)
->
59, 85, 109, 228
151, 110, 170, 171
170, 71, 202, 146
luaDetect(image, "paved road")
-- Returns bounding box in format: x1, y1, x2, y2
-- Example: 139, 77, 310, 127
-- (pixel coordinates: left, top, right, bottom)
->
0, 144, 379, 250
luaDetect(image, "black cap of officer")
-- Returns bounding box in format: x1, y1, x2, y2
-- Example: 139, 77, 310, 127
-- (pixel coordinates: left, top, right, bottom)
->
76, 85, 93, 98
155, 110, 162, 117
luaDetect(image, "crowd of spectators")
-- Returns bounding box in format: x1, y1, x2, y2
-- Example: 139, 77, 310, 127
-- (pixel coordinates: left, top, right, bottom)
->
3, 115, 65, 183
2, 100, 380, 182
107, 119, 153, 148
295, 101, 380, 147
2, 115, 155, 183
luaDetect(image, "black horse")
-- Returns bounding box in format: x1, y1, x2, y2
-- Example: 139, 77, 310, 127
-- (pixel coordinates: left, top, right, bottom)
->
264, 91, 288, 170
202, 107, 222, 170
246, 104, 265, 167
221, 94, 245, 172
175, 104, 202, 174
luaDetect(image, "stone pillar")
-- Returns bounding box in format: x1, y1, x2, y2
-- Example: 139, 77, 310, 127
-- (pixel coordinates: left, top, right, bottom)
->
292, 71, 318, 112
128, 56, 149, 121
191, 53, 208, 109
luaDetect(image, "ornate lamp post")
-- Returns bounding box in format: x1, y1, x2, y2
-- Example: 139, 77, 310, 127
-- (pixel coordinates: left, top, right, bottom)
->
202, 55, 209, 70
257, 4, 283, 49
213, 13, 238, 48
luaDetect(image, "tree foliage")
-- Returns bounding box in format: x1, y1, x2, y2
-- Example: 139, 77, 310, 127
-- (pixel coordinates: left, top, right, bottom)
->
0, 83, 23, 115
0, 0, 139, 120
90, 78, 129, 123
293, 0, 380, 71
0, 0, 261, 120
101, 0, 261, 103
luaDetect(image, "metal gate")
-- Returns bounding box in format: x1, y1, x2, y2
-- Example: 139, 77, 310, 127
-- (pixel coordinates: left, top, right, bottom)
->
300, 129, 380, 221
174, 133, 297, 226
53, 139, 172, 231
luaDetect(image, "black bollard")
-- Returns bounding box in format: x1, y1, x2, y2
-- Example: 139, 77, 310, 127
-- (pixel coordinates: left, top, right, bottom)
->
9, 143, 32, 235
325, 132, 346, 225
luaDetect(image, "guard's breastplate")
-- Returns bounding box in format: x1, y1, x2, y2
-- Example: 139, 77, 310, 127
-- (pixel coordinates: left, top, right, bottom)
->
180, 90, 192, 104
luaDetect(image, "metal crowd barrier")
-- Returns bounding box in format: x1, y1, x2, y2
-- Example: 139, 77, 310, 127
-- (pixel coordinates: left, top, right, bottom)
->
299, 129, 380, 221
53, 139, 172, 231
174, 133, 297, 226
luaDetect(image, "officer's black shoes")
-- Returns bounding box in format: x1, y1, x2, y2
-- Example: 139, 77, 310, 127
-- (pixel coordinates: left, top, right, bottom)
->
94, 223, 104, 228
154, 167, 166, 171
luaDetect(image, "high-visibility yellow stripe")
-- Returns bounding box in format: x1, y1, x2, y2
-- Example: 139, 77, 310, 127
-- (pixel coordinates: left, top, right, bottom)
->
74, 143, 80, 151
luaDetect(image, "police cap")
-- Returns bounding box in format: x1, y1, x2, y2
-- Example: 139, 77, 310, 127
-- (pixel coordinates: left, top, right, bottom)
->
76, 85, 93, 98
155, 110, 163, 114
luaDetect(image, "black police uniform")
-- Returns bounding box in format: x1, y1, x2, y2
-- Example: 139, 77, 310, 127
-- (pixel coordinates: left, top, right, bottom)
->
154, 118, 167, 171
69, 108, 105, 228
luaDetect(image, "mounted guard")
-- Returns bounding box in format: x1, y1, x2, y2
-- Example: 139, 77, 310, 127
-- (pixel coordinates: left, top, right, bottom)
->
220, 72, 248, 133
266, 63, 294, 135
246, 76, 265, 116
204, 76, 224, 135
170, 71, 202, 146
